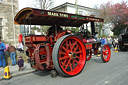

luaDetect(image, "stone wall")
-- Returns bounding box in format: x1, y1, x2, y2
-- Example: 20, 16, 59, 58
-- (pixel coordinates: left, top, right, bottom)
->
0, 0, 26, 65
0, 0, 20, 45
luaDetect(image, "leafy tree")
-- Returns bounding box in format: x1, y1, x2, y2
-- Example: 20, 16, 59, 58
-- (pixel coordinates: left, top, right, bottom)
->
110, 1, 128, 35
31, 26, 38, 30
70, 27, 79, 33
40, 26, 50, 33
95, 1, 128, 36
97, 23, 104, 37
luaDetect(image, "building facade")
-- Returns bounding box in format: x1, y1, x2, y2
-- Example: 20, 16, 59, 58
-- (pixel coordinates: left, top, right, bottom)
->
0, 0, 19, 45
51, 2, 99, 16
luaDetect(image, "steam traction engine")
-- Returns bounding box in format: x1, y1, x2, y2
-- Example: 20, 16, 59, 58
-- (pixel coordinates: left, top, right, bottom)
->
14, 8, 111, 76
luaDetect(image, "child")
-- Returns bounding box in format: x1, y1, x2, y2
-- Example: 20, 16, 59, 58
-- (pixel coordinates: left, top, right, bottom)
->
17, 56, 24, 71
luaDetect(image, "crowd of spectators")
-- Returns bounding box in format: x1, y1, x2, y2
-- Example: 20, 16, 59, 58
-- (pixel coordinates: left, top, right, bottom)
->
100, 35, 119, 49
0, 39, 24, 70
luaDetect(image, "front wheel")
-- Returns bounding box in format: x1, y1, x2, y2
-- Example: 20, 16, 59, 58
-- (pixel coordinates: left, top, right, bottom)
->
52, 35, 86, 76
101, 44, 111, 63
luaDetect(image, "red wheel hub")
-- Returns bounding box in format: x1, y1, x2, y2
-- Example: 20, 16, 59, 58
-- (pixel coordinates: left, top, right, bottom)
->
102, 45, 111, 62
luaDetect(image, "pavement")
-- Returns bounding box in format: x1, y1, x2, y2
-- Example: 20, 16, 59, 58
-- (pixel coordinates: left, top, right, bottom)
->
0, 62, 36, 81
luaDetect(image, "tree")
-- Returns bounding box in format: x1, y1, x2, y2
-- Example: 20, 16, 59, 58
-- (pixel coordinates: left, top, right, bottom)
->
110, 1, 128, 35
31, 0, 54, 9
94, 2, 112, 37
75, 0, 78, 14
95, 1, 128, 36
29, 0, 54, 34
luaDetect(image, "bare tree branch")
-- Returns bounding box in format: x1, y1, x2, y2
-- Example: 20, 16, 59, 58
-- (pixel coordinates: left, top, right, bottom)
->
30, 0, 54, 9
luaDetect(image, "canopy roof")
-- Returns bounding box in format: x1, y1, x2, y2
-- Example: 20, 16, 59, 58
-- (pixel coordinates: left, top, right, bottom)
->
14, 8, 104, 27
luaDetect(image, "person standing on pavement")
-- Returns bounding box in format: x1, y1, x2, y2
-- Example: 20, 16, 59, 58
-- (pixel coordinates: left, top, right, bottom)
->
16, 42, 24, 53
114, 38, 118, 49
104, 37, 107, 44
7, 44, 16, 66
100, 37, 105, 45
17, 56, 24, 71
0, 39, 6, 68
112, 38, 115, 48
107, 35, 113, 48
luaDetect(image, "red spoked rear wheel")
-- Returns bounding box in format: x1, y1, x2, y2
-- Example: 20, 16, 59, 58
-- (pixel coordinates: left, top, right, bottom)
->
101, 44, 111, 63
52, 35, 86, 76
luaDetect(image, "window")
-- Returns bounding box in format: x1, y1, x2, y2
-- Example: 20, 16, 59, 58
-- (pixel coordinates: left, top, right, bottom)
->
0, 18, 2, 26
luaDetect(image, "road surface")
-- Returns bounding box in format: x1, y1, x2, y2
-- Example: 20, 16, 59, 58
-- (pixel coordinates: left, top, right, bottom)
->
1, 49, 128, 85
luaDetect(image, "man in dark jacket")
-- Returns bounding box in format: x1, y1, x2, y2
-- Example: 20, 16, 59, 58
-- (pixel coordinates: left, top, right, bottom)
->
0, 39, 6, 67
7, 44, 16, 66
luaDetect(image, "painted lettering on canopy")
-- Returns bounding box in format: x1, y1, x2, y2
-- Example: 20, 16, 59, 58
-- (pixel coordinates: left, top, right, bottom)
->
86, 17, 100, 22
47, 12, 68, 18
71, 15, 84, 20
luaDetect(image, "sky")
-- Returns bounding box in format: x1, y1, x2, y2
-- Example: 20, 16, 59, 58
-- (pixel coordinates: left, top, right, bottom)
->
18, 0, 127, 10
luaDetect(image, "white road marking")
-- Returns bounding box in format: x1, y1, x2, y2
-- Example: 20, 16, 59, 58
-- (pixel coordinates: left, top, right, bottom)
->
118, 76, 128, 85
94, 67, 128, 85
104, 81, 109, 84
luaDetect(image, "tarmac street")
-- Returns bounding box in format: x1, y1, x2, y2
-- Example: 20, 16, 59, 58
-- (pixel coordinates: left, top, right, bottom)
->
0, 49, 128, 85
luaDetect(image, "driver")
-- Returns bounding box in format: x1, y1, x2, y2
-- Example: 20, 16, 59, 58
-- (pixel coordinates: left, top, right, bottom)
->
80, 25, 91, 39
47, 25, 63, 36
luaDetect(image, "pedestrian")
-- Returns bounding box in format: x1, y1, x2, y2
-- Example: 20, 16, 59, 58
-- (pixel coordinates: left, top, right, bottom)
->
114, 38, 118, 49
0, 39, 6, 68
4, 44, 8, 51
112, 38, 115, 48
107, 35, 112, 48
7, 44, 16, 66
17, 56, 24, 71
104, 37, 107, 44
100, 37, 105, 45
16, 42, 24, 53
